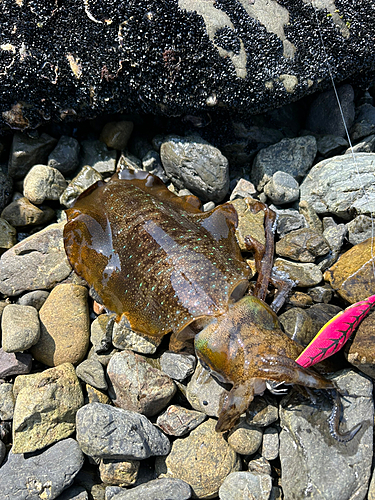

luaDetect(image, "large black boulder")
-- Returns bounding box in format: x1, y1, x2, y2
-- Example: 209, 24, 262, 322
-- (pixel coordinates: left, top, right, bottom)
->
0, 0, 374, 129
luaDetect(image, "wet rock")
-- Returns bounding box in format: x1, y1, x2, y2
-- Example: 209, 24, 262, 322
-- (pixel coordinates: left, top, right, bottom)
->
300, 153, 375, 218
0, 382, 15, 420
76, 357, 108, 390
263, 171, 299, 205
1, 304, 40, 352
91, 314, 114, 354
31, 284, 90, 367
12, 363, 84, 453
99, 458, 139, 487
0, 221, 71, 296
186, 362, 227, 417
0, 348, 32, 378
100, 121, 134, 150
231, 197, 266, 250
246, 396, 279, 428
108, 478, 192, 500
107, 350, 176, 417
346, 311, 375, 378
0, 218, 16, 251
0, 438, 84, 500
273, 259, 323, 287
142, 150, 169, 183
227, 420, 263, 456
261, 427, 279, 461
279, 370, 373, 500
23, 164, 67, 204
251, 136, 317, 190
219, 471, 272, 500
8, 132, 57, 179
60, 165, 103, 207
247, 455, 272, 476
316, 135, 348, 157
16, 289, 50, 309
112, 316, 161, 354
308, 285, 333, 303
306, 303, 343, 334
160, 135, 229, 202
160, 352, 196, 381
306, 84, 355, 137
156, 405, 206, 437
229, 178, 256, 201
347, 215, 374, 245
80, 139, 117, 176
276, 228, 329, 263
272, 207, 307, 238
155, 419, 241, 499
0, 171, 13, 212
298, 200, 323, 234
76, 403, 170, 460
322, 217, 347, 252
324, 237, 375, 303
48, 135, 80, 175
288, 291, 313, 308
279, 307, 316, 347
1, 196, 55, 226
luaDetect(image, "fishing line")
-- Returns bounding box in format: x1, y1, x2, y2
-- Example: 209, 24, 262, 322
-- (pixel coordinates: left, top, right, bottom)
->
310, 0, 375, 280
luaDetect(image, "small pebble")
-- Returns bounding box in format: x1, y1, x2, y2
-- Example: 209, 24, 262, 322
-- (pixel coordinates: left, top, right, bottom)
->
347, 215, 374, 245
273, 259, 323, 287
227, 420, 263, 455
23, 164, 67, 204
80, 139, 117, 176
16, 289, 50, 309
264, 171, 299, 205
160, 352, 196, 381
246, 396, 279, 427
261, 426, 279, 461
219, 471, 272, 500
0, 348, 32, 378
107, 478, 192, 500
229, 178, 256, 200
156, 405, 206, 436
60, 165, 103, 207
99, 458, 140, 486
186, 362, 227, 417
1, 196, 55, 226
0, 218, 16, 251
112, 316, 160, 354
76, 357, 108, 390
1, 304, 40, 353
48, 135, 80, 175
91, 314, 114, 353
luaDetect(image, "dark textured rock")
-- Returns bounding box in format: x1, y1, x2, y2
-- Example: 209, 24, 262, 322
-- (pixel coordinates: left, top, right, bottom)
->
76, 403, 170, 460
0, 348, 32, 378
275, 228, 329, 263
156, 405, 206, 437
8, 132, 57, 179
0, 171, 13, 211
48, 135, 81, 175
0, 438, 84, 500
109, 478, 192, 500
1, 2, 374, 130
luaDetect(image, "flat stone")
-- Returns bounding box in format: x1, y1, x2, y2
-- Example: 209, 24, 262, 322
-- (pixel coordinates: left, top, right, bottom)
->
48, 135, 80, 175
276, 228, 329, 263
0, 438, 84, 500
80, 139, 117, 176
227, 419, 263, 455
316, 135, 349, 157
16, 290, 50, 310
12, 362, 84, 453
99, 458, 140, 487
8, 132, 57, 179
112, 316, 161, 354
109, 478, 192, 500
0, 382, 15, 420
107, 350, 176, 417
76, 402, 170, 460
251, 136, 317, 190
0, 348, 32, 378
160, 352, 196, 381
230, 197, 266, 250
308, 285, 333, 304
1, 304, 40, 352
279, 370, 373, 500
0, 218, 16, 251
142, 150, 169, 183
300, 153, 375, 218
156, 405, 206, 437
23, 164, 67, 204
263, 171, 299, 205
1, 196, 55, 226
272, 207, 307, 238
273, 258, 323, 287
346, 311, 375, 378
324, 237, 375, 303
248, 456, 272, 476
31, 283, 90, 366
186, 362, 227, 418
156, 419, 240, 498
219, 471, 272, 500
0, 221, 71, 296
345, 134, 375, 154
229, 178, 256, 201
298, 200, 323, 233
100, 121, 134, 150
60, 165, 103, 208
160, 134, 229, 202
76, 357, 108, 390
261, 426, 279, 461
246, 396, 279, 428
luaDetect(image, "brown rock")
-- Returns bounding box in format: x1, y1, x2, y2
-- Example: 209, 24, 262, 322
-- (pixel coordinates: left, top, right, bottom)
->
0, 218, 16, 252
86, 384, 111, 405
99, 458, 139, 486
156, 405, 206, 436
230, 197, 265, 251
276, 228, 329, 262
324, 237, 375, 303
1, 197, 55, 227
155, 419, 241, 498
273, 259, 323, 287
346, 311, 375, 378
31, 284, 90, 366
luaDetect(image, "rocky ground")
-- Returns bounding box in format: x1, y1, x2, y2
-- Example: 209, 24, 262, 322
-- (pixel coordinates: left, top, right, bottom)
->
1, 82, 375, 499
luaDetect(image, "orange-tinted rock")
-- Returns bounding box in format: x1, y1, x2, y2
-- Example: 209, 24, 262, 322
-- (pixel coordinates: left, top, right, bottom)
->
346, 311, 375, 379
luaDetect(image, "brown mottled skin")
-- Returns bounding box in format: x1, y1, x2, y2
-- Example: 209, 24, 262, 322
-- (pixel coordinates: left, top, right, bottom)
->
64, 169, 337, 433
